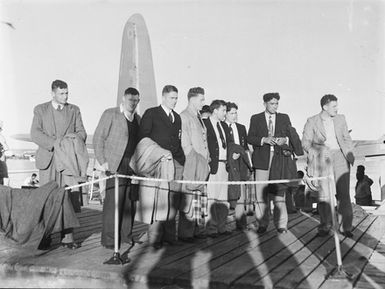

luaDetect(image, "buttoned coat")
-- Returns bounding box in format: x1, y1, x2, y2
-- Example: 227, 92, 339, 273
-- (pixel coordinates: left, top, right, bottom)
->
93, 107, 141, 173
30, 101, 86, 170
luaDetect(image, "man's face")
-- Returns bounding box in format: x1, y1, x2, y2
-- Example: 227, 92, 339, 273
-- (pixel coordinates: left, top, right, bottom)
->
122, 94, 140, 113
226, 108, 238, 124
264, 98, 279, 114
191, 94, 205, 111
323, 101, 338, 117
52, 88, 68, 105
214, 105, 227, 121
162, 91, 178, 110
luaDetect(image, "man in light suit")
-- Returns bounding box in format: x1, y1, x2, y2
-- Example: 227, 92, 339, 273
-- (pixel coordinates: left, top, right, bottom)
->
139, 85, 185, 249
93, 87, 141, 249
247, 93, 292, 234
30, 79, 86, 248
178, 87, 210, 242
302, 94, 355, 238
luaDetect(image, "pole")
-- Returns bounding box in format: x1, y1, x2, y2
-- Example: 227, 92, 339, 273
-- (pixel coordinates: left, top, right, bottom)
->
114, 174, 119, 253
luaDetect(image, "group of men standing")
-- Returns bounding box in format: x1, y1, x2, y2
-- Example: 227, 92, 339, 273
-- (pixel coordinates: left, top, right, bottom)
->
31, 79, 355, 251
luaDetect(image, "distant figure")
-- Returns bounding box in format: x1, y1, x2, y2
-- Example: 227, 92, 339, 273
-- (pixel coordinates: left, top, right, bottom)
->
30, 79, 88, 249
355, 165, 373, 206
93, 87, 141, 250
24, 173, 40, 187
0, 120, 9, 185
200, 105, 211, 119
302, 94, 355, 238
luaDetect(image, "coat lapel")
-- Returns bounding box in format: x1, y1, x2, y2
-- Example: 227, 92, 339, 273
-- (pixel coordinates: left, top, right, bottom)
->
316, 113, 327, 139
158, 106, 173, 128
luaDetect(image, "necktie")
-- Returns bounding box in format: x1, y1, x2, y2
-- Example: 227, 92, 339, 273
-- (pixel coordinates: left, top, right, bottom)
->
197, 113, 204, 128
268, 115, 274, 137
217, 122, 226, 149
57, 105, 62, 111
229, 124, 235, 143
168, 112, 173, 123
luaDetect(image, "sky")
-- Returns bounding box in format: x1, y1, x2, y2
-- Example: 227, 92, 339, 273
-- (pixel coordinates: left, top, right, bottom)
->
0, 0, 384, 149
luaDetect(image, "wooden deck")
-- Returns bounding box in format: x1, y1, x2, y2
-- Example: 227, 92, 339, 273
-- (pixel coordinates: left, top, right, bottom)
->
1, 203, 385, 289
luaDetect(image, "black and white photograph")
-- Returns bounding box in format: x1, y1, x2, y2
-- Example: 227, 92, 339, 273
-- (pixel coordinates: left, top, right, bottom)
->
0, 0, 385, 288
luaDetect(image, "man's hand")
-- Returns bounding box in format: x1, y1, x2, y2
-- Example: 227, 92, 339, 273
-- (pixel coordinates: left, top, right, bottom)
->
65, 133, 78, 138
100, 162, 109, 172
263, 137, 276, 146
232, 153, 240, 160
275, 137, 287, 146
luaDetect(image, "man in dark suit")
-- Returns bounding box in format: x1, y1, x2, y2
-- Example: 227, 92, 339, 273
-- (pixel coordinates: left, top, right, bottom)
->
139, 85, 185, 249
247, 93, 292, 234
93, 87, 141, 249
30, 79, 87, 249
203, 100, 234, 237
224, 102, 251, 229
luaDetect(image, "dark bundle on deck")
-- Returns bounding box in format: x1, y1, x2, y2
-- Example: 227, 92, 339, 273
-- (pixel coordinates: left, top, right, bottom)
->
0, 181, 79, 250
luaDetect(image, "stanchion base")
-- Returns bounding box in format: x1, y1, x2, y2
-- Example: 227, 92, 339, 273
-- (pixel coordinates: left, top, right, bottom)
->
326, 266, 354, 280
103, 252, 131, 265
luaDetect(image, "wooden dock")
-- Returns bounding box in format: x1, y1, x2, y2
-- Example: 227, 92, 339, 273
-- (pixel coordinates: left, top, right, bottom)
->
1, 203, 384, 289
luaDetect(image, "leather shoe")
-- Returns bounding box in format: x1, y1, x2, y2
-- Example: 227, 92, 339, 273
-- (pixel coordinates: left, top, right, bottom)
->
277, 228, 287, 234
179, 237, 195, 243
340, 231, 353, 238
164, 240, 183, 246
152, 242, 163, 250
316, 230, 330, 237
257, 226, 267, 234
61, 242, 80, 250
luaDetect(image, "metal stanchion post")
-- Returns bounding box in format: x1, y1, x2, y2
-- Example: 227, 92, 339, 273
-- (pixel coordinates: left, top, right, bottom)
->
104, 174, 130, 265
326, 165, 353, 280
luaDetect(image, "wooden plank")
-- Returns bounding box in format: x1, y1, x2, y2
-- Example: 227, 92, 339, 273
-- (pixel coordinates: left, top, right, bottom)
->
293, 215, 375, 289
320, 216, 385, 289
272, 212, 369, 289
137, 214, 308, 286
233, 214, 320, 288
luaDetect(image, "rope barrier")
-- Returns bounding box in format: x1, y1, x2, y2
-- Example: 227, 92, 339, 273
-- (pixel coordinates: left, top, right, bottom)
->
62, 173, 331, 191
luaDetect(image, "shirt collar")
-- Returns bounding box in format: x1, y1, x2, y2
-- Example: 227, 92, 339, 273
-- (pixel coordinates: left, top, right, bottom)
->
52, 100, 65, 110
265, 111, 276, 118
161, 104, 172, 115
120, 104, 135, 121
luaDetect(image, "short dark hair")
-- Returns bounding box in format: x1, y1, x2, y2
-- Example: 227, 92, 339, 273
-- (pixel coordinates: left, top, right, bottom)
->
187, 87, 205, 100
357, 165, 365, 172
320, 94, 338, 108
32, 173, 37, 177
51, 80, 67, 91
162, 85, 178, 95
124, 87, 139, 96
210, 100, 227, 112
263, 93, 280, 102
200, 105, 211, 114
226, 102, 238, 112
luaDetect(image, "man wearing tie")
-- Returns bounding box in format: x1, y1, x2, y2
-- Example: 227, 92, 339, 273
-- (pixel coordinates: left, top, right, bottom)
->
203, 100, 233, 237
247, 93, 292, 234
224, 102, 250, 229
139, 85, 185, 249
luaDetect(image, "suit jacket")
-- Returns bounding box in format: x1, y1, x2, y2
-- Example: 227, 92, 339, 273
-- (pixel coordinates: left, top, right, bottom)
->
180, 106, 209, 160
93, 107, 141, 173
247, 112, 292, 170
30, 101, 87, 170
140, 106, 185, 165
223, 122, 248, 151
203, 118, 231, 175
302, 113, 354, 179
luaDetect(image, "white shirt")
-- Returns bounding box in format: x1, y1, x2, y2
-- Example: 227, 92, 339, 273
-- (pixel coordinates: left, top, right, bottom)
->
210, 116, 227, 160
120, 104, 135, 121
226, 121, 240, 145
51, 100, 64, 110
262, 112, 276, 150
322, 116, 340, 150
161, 104, 174, 123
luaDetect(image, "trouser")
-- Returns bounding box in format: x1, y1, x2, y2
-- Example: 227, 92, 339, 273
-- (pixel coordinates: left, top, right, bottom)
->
101, 158, 137, 247
254, 153, 288, 229
148, 160, 183, 244
318, 150, 352, 233
234, 184, 248, 229
178, 211, 206, 238
206, 162, 229, 234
